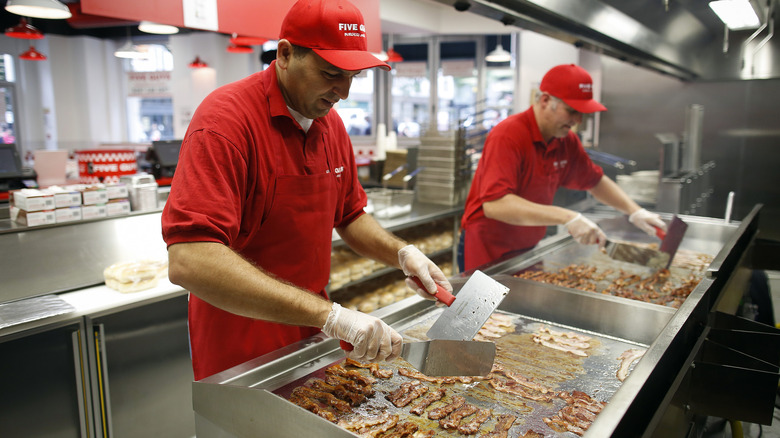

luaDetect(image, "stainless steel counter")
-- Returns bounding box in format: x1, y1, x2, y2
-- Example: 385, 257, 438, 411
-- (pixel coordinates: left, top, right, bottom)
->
190, 206, 779, 438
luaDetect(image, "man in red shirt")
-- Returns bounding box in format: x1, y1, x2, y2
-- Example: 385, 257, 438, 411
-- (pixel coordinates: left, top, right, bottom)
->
162, 0, 451, 380
461, 64, 666, 271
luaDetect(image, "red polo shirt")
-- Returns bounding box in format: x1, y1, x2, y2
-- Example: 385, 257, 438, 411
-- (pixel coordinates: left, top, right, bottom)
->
461, 107, 603, 270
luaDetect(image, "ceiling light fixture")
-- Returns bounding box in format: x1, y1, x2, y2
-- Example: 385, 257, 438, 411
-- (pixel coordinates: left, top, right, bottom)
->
114, 41, 148, 59
229, 34, 267, 46
5, 0, 72, 20
709, 0, 761, 30
138, 21, 179, 35
485, 42, 511, 63
19, 45, 46, 60
226, 43, 253, 53
5, 18, 44, 39
188, 56, 208, 68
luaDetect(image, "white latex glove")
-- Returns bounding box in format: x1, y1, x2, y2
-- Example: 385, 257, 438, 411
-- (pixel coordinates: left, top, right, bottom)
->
397, 244, 453, 301
565, 213, 607, 246
322, 303, 402, 362
628, 208, 667, 236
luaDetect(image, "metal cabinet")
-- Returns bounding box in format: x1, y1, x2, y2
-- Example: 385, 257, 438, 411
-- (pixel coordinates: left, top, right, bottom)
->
85, 294, 194, 438
0, 319, 94, 438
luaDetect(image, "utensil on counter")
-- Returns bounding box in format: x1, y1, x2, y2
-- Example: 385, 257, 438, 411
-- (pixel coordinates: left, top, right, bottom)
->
340, 271, 508, 376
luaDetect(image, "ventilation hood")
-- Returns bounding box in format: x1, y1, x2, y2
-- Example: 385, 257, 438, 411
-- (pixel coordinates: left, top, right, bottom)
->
433, 0, 778, 81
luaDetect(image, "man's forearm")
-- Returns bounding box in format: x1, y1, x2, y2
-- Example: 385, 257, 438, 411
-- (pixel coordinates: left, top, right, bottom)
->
167, 241, 332, 328
483, 194, 578, 226
336, 213, 407, 269
587, 175, 641, 215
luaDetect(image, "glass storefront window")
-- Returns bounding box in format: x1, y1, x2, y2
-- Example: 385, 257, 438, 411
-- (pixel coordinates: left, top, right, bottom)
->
335, 68, 374, 136
124, 44, 175, 143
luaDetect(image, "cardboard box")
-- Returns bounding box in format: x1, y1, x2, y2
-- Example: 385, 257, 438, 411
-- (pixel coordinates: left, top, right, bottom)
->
45, 187, 82, 208
105, 183, 129, 200
11, 206, 56, 227
81, 187, 109, 205
55, 206, 82, 223
82, 204, 107, 220
106, 199, 131, 217
11, 189, 55, 212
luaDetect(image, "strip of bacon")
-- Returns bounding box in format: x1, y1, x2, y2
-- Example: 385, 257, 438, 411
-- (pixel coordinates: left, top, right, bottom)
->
538, 325, 591, 343
411, 431, 435, 438
326, 364, 376, 386
533, 332, 590, 349
288, 393, 338, 422
489, 378, 554, 403
543, 415, 586, 436
458, 407, 492, 435
532, 336, 588, 357
409, 388, 447, 416
325, 373, 374, 397
310, 378, 366, 406
398, 367, 475, 384
616, 348, 645, 382
477, 414, 517, 438
338, 413, 391, 432
427, 395, 465, 420
440, 403, 479, 430
291, 386, 352, 413
382, 421, 418, 438
360, 413, 399, 437
393, 383, 429, 408
387, 380, 421, 405
492, 366, 554, 395
344, 358, 394, 379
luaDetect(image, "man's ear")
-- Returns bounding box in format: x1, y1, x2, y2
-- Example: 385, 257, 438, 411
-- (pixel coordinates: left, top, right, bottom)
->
276, 40, 293, 69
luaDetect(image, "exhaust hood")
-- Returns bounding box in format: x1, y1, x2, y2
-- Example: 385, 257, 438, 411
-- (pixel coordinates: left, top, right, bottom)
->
432, 0, 779, 81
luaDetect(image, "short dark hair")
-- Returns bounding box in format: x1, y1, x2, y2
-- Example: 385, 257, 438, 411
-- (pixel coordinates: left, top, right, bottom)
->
291, 44, 312, 59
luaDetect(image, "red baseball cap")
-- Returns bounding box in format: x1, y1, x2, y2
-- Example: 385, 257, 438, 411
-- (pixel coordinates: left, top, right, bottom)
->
540, 64, 607, 113
280, 0, 390, 72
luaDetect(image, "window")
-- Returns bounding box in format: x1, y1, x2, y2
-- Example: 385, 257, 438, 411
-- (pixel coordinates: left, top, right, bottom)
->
335, 69, 375, 136
124, 44, 175, 143
0, 54, 19, 149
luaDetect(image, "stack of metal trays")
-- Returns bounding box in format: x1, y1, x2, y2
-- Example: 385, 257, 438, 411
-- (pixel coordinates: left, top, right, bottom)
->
415, 128, 469, 206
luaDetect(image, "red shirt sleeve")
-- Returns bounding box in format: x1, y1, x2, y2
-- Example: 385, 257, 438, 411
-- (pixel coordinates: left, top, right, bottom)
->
559, 133, 604, 191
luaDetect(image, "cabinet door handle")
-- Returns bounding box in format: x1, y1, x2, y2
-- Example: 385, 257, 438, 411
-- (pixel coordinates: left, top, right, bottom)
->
93, 323, 114, 438
72, 328, 94, 438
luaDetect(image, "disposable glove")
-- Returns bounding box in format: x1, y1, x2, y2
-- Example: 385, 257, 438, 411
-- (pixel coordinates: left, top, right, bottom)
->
322, 302, 402, 362
397, 244, 453, 301
628, 208, 667, 236
565, 213, 607, 246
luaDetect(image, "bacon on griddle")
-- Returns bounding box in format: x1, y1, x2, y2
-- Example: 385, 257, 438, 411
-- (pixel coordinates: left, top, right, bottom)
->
557, 390, 606, 414
386, 380, 421, 405
491, 364, 554, 395
344, 358, 394, 379
440, 403, 479, 430
409, 387, 446, 415
398, 367, 476, 384
360, 413, 399, 437
616, 348, 645, 382
391, 382, 429, 408
290, 386, 352, 413
382, 421, 418, 438
338, 413, 392, 432
325, 373, 374, 397
477, 414, 517, 438
288, 393, 338, 422
309, 378, 366, 406
457, 407, 492, 435
489, 378, 554, 403
325, 364, 376, 386
411, 431, 435, 438
427, 395, 465, 420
